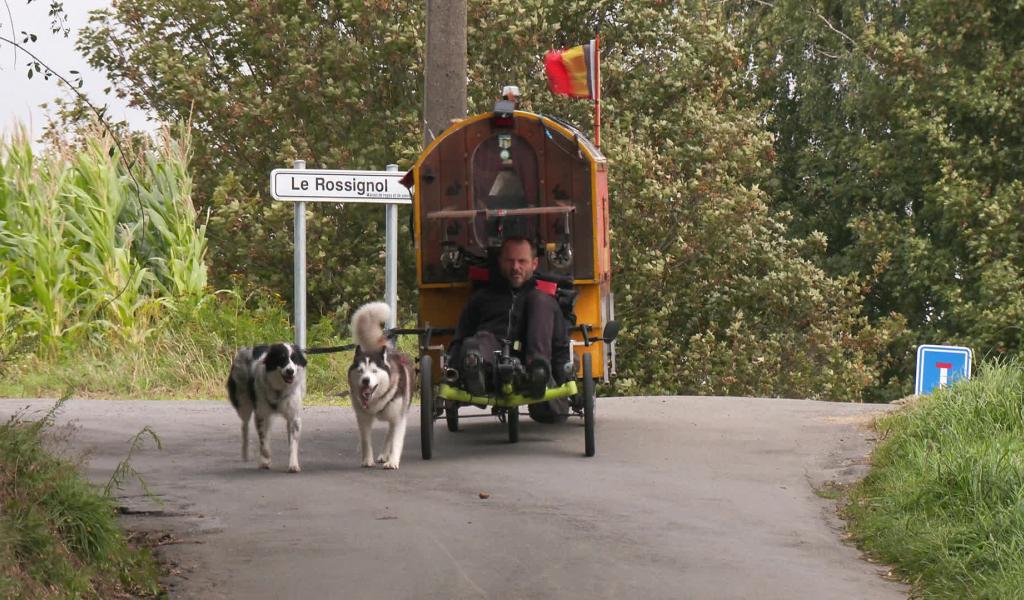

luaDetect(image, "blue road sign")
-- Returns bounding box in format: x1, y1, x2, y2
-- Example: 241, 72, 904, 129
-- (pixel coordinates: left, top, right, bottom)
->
915, 345, 972, 395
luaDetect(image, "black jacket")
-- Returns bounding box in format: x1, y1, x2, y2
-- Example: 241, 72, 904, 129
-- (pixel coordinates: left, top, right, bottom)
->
449, 275, 538, 361
449, 272, 573, 383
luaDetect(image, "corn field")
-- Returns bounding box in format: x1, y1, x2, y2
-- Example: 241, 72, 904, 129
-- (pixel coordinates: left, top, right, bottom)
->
0, 126, 209, 358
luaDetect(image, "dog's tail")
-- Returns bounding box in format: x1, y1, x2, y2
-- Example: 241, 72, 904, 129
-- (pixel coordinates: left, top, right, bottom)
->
351, 301, 391, 351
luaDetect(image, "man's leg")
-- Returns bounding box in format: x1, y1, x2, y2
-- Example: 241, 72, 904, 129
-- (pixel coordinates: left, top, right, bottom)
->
524, 289, 558, 364
524, 290, 569, 421
459, 331, 502, 396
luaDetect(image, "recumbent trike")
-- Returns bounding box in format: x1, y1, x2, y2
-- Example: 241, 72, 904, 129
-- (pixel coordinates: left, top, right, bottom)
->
398, 93, 619, 458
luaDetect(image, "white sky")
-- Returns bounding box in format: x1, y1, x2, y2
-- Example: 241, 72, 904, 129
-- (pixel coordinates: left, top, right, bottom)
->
0, 0, 153, 141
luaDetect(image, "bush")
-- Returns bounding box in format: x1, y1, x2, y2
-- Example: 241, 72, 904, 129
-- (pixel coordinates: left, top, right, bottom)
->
0, 403, 162, 598
847, 359, 1024, 598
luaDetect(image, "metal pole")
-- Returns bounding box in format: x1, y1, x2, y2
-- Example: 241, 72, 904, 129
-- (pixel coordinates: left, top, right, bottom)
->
293, 160, 307, 348
384, 164, 399, 330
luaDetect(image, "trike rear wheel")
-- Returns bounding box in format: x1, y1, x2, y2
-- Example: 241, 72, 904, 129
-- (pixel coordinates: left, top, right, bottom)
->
446, 401, 459, 432
507, 407, 519, 443
583, 353, 595, 457
420, 355, 434, 460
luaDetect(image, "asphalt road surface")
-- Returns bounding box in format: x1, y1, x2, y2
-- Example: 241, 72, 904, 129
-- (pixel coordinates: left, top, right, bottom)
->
1, 397, 908, 599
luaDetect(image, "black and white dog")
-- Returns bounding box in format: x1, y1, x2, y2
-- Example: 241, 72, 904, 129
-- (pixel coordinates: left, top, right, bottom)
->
228, 343, 307, 472
348, 302, 414, 470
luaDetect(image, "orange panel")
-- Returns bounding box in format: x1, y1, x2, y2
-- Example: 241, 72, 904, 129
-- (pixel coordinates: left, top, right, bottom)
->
418, 285, 472, 380
594, 168, 611, 280
419, 285, 471, 331
571, 283, 608, 379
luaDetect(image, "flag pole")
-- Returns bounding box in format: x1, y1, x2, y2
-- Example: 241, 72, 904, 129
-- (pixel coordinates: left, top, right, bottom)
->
594, 34, 601, 148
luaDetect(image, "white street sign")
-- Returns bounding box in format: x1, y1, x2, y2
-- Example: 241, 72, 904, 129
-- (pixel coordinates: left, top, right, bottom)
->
275, 161, 405, 346
270, 168, 410, 204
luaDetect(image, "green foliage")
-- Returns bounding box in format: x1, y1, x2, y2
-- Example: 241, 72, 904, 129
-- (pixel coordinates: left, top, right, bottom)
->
76, 0, 894, 400
134, 128, 209, 303
0, 125, 208, 353
0, 290, 353, 402
847, 359, 1024, 598
104, 426, 162, 498
736, 0, 1024, 399
0, 402, 162, 598
0, 137, 82, 349
465, 0, 895, 399
78, 0, 424, 316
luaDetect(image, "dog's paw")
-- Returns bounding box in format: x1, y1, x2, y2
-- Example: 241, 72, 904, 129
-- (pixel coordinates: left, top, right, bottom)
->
259, 462, 271, 470
375, 453, 390, 464
382, 461, 400, 470
288, 464, 301, 473
361, 459, 375, 468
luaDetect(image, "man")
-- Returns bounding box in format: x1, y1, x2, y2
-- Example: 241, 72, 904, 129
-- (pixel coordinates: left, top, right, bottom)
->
447, 237, 570, 423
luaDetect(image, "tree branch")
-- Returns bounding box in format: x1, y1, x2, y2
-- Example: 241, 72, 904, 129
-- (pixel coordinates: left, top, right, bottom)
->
812, 7, 856, 48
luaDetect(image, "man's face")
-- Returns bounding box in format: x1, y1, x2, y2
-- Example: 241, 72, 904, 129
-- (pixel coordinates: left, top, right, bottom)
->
500, 239, 538, 289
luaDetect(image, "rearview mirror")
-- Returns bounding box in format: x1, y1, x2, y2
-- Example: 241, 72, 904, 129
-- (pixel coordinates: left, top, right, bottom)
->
602, 320, 620, 343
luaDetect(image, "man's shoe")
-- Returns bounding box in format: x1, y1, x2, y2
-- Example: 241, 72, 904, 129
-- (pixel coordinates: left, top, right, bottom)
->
462, 349, 487, 397
525, 359, 550, 399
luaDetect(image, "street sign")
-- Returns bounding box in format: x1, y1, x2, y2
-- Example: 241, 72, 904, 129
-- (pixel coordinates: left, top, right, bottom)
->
274, 161, 407, 347
915, 344, 972, 395
270, 168, 411, 204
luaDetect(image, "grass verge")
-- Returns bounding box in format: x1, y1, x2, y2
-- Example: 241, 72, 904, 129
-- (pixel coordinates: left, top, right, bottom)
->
845, 359, 1024, 599
0, 402, 163, 598
0, 291, 369, 404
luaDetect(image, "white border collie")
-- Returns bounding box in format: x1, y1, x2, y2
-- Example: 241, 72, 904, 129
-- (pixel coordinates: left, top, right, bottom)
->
348, 302, 414, 470
228, 343, 307, 472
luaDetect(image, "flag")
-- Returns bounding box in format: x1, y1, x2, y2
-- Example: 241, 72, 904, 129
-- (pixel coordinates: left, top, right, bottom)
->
545, 39, 598, 100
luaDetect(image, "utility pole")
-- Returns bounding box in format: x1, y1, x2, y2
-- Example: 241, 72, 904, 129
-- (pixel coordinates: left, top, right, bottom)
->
423, 0, 467, 148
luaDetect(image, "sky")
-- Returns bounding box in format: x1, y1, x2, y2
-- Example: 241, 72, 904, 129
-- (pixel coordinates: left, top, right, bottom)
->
0, 0, 152, 141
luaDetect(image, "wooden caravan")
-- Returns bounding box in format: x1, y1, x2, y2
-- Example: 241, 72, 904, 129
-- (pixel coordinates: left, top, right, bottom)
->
409, 108, 614, 379
403, 96, 618, 458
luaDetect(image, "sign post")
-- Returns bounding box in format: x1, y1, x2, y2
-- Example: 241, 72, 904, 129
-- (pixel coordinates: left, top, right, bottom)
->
292, 160, 307, 349
270, 165, 410, 347
384, 164, 399, 330
915, 344, 973, 396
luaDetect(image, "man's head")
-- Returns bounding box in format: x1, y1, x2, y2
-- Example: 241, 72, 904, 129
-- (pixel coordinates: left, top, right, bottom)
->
499, 237, 538, 289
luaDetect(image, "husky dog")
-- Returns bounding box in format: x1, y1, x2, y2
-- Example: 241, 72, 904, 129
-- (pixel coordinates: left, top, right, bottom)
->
348, 302, 414, 470
227, 343, 307, 472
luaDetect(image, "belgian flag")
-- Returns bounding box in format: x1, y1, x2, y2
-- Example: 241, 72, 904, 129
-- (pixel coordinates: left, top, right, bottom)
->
544, 39, 599, 100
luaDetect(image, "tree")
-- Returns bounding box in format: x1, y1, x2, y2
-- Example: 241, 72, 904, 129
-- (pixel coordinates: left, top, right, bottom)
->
459, 0, 895, 398
737, 0, 1024, 399
82, 0, 894, 399
79, 0, 425, 319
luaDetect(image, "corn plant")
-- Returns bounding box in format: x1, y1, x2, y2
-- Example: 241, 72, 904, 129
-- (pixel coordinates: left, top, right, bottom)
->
0, 140, 83, 352
138, 126, 209, 306
63, 138, 166, 338
0, 271, 21, 362
0, 124, 210, 353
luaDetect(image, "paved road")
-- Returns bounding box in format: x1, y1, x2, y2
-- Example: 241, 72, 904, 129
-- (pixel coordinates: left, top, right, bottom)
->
1, 397, 907, 599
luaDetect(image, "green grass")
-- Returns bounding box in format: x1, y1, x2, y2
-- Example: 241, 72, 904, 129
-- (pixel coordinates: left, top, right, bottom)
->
0, 402, 163, 598
0, 290, 421, 405
846, 359, 1024, 599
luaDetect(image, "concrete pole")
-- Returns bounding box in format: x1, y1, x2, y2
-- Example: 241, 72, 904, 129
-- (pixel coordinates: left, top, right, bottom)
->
292, 159, 307, 348
423, 0, 467, 147
384, 164, 399, 330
